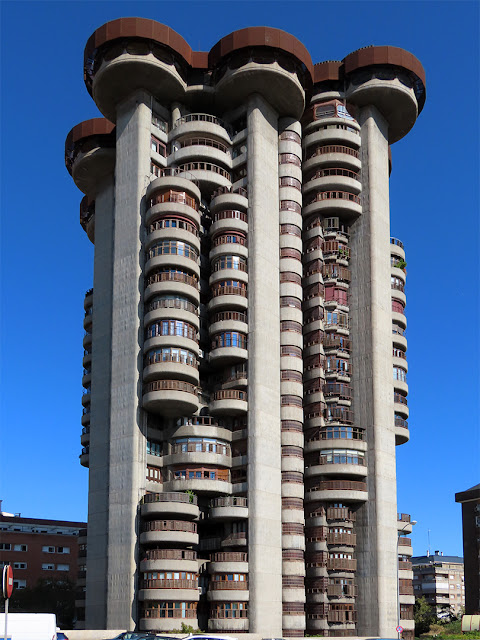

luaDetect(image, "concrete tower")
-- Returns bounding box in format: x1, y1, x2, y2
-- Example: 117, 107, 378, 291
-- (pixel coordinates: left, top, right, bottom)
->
65, 19, 425, 639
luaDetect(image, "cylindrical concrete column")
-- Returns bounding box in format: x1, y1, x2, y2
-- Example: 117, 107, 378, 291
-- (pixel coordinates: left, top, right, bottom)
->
105, 90, 151, 629
247, 93, 283, 637
350, 104, 398, 638
85, 176, 115, 629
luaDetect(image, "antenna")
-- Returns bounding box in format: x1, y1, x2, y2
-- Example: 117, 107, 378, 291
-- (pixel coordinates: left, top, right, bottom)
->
427, 529, 431, 556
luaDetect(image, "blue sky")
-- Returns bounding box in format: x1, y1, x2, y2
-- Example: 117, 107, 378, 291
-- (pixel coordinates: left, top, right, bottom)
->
1, 1, 478, 558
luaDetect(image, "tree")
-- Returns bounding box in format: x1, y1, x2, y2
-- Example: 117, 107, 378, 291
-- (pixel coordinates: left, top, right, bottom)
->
9, 578, 76, 628
415, 595, 437, 636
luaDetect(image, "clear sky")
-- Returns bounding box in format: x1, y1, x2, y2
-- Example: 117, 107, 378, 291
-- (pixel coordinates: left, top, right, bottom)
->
1, 0, 478, 558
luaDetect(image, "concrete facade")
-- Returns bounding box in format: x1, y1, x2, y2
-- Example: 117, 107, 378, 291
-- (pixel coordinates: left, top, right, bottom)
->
65, 19, 426, 639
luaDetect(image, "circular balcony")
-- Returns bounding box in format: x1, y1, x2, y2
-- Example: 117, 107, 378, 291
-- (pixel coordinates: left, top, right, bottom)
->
210, 186, 248, 214
208, 552, 248, 574
146, 221, 201, 256
140, 492, 199, 520
163, 444, 231, 469
210, 210, 248, 239
209, 496, 248, 521
79, 449, 89, 468
208, 284, 248, 313
207, 582, 249, 602
303, 146, 361, 174
162, 470, 232, 496
303, 168, 361, 197
139, 604, 198, 632
145, 248, 200, 280
170, 138, 232, 170
174, 161, 231, 193
172, 114, 232, 147
208, 615, 249, 633
139, 577, 200, 604
146, 177, 201, 219
210, 390, 248, 415
209, 310, 248, 338
144, 297, 199, 330
303, 192, 362, 220
143, 379, 198, 416
304, 125, 361, 152
144, 270, 199, 304
140, 548, 198, 574
140, 519, 198, 546
143, 354, 199, 386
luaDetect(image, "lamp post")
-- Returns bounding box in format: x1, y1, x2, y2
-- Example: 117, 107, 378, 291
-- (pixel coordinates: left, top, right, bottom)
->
397, 518, 417, 639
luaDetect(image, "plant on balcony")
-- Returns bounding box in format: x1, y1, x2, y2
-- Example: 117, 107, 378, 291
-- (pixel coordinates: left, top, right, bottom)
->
185, 489, 196, 503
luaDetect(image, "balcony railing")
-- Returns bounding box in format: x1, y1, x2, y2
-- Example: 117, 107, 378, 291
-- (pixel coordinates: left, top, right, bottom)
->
178, 162, 231, 180
395, 416, 409, 429
142, 520, 197, 533
213, 209, 248, 223
212, 185, 248, 198
143, 548, 197, 561
210, 496, 247, 508
143, 380, 197, 395
327, 558, 357, 571
173, 113, 231, 133
141, 578, 198, 589
310, 145, 359, 159
142, 492, 198, 505
307, 191, 361, 205
309, 480, 366, 493
390, 237, 404, 249
210, 552, 248, 562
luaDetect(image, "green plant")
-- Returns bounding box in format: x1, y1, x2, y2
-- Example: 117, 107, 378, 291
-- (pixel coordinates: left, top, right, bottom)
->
185, 489, 196, 504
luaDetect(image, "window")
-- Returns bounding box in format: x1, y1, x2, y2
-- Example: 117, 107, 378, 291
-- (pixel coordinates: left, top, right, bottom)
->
13, 544, 27, 552
0, 543, 11, 550
152, 113, 168, 133
57, 546, 70, 554
42, 563, 55, 570
13, 562, 27, 570
42, 546, 55, 553
57, 564, 70, 571
13, 580, 26, 589
151, 135, 166, 157
393, 366, 407, 382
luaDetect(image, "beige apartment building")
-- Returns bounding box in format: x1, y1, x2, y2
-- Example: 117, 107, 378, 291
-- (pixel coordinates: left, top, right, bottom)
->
65, 18, 426, 639
412, 553, 465, 617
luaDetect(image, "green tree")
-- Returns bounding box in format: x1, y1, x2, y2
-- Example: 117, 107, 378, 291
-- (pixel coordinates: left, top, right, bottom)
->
415, 595, 437, 636
8, 578, 75, 628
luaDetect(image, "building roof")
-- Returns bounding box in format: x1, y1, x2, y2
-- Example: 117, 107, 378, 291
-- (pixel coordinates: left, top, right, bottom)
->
455, 483, 480, 503
0, 514, 87, 528
412, 554, 464, 565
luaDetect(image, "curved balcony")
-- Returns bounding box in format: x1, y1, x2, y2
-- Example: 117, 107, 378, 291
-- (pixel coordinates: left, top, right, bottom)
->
145, 180, 201, 227
144, 296, 199, 330
65, 121, 116, 195
395, 415, 410, 446
208, 283, 248, 313
146, 218, 201, 255
172, 113, 232, 146
209, 310, 248, 338
303, 168, 361, 199
143, 349, 199, 386
304, 123, 360, 152
210, 389, 248, 415
170, 137, 232, 169
210, 186, 248, 215
305, 451, 367, 480
208, 552, 248, 574
140, 519, 198, 546
163, 441, 231, 468
79, 448, 89, 468
305, 480, 368, 505
143, 379, 198, 416
394, 392, 409, 419
140, 548, 198, 574
138, 579, 200, 605
303, 191, 362, 220
162, 467, 232, 495
303, 145, 362, 174
175, 161, 231, 193
208, 604, 249, 632
209, 334, 248, 366
145, 242, 200, 279
140, 491, 199, 520
139, 602, 198, 632
209, 496, 248, 521
144, 270, 199, 304
210, 210, 248, 239
209, 233, 248, 262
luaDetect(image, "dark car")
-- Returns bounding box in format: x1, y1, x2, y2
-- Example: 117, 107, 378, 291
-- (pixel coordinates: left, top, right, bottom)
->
57, 634, 69, 640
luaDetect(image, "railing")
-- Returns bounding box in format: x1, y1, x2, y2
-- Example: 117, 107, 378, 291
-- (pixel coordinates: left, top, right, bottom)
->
142, 491, 198, 505
143, 380, 197, 395
327, 584, 357, 597
394, 393, 408, 406
146, 297, 197, 314
213, 209, 248, 223
308, 191, 361, 205
210, 552, 248, 562
141, 578, 198, 589
327, 558, 357, 571
281, 420, 303, 432
143, 548, 197, 562
398, 537, 412, 547
399, 585, 415, 595
210, 580, 248, 590
391, 237, 404, 249
213, 390, 247, 401
318, 453, 364, 466
174, 137, 230, 154
279, 130, 302, 144
308, 480, 366, 493
327, 532, 357, 545
307, 167, 360, 182
328, 610, 357, 623
393, 348, 407, 359
210, 608, 248, 619
142, 520, 197, 533
149, 167, 199, 186
141, 606, 197, 619
210, 496, 247, 508
170, 442, 231, 455
147, 241, 199, 262
222, 532, 247, 545
144, 352, 198, 368
323, 335, 351, 352
279, 153, 302, 167
210, 310, 247, 324
393, 325, 406, 336
310, 145, 359, 159
212, 185, 248, 198
399, 560, 413, 570
398, 513, 411, 522
177, 162, 231, 180
173, 113, 231, 132
211, 284, 247, 297
146, 271, 198, 287
326, 407, 354, 424
395, 416, 409, 429
147, 218, 199, 237
326, 507, 356, 521
212, 233, 247, 247
279, 176, 302, 190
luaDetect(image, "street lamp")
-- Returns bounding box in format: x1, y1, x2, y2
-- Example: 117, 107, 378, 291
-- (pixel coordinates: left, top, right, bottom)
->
397, 519, 417, 639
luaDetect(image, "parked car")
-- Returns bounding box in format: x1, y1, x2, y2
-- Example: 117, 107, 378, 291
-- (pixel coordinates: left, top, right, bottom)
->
56, 633, 69, 640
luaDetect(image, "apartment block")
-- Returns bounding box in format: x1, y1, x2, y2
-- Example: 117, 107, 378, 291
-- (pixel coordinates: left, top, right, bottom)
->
0, 513, 86, 591
412, 553, 465, 617
65, 18, 426, 638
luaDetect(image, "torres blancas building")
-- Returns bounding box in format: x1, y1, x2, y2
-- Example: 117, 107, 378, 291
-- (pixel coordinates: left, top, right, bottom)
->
66, 18, 425, 639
